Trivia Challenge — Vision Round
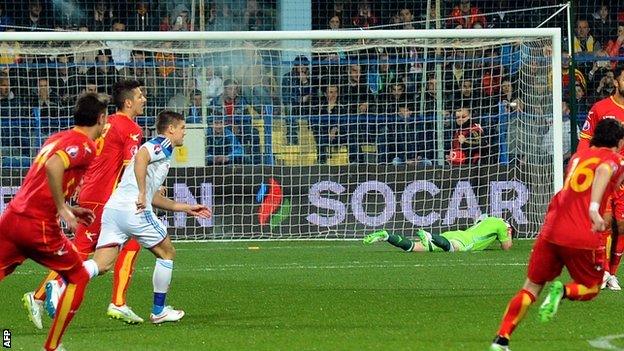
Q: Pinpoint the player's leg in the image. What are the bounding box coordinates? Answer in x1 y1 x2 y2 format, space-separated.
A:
110 238 141 308
491 237 560 350
560 246 603 301
606 219 624 290
363 229 417 251
599 207 614 289
0 212 42 329
132 210 184 323
27 224 90 351
107 238 143 324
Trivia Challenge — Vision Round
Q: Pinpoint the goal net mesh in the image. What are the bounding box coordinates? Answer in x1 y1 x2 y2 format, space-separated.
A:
0 34 556 240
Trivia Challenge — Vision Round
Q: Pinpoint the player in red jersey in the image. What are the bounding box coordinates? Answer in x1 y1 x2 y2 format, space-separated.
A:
0 93 109 351
24 79 147 327
489 118 624 351
577 65 624 290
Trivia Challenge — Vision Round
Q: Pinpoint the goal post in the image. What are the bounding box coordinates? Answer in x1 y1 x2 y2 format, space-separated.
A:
0 28 562 240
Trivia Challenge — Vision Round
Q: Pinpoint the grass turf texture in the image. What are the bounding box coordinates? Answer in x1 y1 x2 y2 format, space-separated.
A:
2 240 624 351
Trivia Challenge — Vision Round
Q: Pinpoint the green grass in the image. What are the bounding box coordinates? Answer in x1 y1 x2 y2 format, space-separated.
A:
2 240 624 351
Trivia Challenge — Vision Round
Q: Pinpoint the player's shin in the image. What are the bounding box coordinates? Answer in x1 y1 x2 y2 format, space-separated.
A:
564 282 599 301
44 266 89 351
610 233 624 274
152 258 173 315
431 234 452 252
112 239 141 307
495 289 536 342
386 233 414 251
33 271 59 301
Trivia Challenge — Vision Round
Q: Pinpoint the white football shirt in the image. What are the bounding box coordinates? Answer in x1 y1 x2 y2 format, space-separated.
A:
105 135 173 211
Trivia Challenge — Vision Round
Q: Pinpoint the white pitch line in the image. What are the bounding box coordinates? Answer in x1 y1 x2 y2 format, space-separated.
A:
8 261 527 275
588 334 624 350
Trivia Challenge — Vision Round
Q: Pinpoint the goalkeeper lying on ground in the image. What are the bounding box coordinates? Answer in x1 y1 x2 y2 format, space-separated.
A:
363 216 513 252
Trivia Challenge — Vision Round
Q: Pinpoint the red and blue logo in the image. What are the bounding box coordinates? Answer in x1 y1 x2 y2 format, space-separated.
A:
256 177 291 229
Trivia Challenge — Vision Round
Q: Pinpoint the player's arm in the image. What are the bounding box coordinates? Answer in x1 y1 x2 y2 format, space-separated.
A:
45 153 78 231
589 163 615 231
134 146 150 212
578 107 597 152
500 240 512 251
151 192 211 218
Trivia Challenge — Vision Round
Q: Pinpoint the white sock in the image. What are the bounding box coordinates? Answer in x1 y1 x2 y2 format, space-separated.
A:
83 259 99 279
153 258 173 294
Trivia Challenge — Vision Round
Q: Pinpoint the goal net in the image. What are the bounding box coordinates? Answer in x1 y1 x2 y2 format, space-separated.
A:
0 29 561 240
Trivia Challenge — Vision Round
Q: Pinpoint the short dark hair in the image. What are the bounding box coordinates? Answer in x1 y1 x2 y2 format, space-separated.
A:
591 118 624 148
614 64 624 81
155 110 185 134
112 79 142 110
74 92 109 126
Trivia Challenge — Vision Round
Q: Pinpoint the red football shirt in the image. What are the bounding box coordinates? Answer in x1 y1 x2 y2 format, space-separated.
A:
9 129 96 222
540 147 624 249
78 112 142 205
578 96 624 151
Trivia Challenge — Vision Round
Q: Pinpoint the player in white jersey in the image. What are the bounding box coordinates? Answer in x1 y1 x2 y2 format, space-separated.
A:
77 110 211 324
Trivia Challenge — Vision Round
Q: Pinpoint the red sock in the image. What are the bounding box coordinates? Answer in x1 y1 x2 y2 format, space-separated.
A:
564 282 599 301
44 266 89 351
111 239 141 307
496 289 536 339
610 234 624 275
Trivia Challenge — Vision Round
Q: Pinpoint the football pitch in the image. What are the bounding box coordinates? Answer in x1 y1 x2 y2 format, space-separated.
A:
2 240 624 351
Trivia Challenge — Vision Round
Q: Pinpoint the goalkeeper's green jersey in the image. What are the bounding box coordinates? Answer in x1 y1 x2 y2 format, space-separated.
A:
441 217 511 252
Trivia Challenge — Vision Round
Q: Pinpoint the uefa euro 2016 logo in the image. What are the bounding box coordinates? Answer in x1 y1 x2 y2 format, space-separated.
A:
256 177 291 229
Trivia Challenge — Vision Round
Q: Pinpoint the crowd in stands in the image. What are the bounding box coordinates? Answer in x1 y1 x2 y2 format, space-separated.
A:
0 1 622 168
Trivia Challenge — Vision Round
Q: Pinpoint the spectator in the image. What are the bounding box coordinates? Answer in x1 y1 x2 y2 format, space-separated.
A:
87 0 114 32
154 42 177 101
54 53 79 105
207 2 237 31
594 70 616 103
572 18 601 56
587 49 613 84
21 1 49 31
171 5 192 31
198 66 224 105
381 82 410 114
384 101 419 164
605 23 624 66
206 114 247 165
129 50 155 96
282 55 316 143
0 29 20 65
211 78 261 163
282 55 315 116
87 49 116 95
328 14 341 30
311 82 346 164
592 4 617 46
341 63 370 114
368 53 396 99
31 77 59 119
0 75 26 158
167 75 196 114
500 79 520 113
107 21 132 76
487 0 525 28
129 2 156 31
451 79 482 116
80 77 98 94
0 4 15 31
187 89 203 123
398 8 415 30
72 26 97 76
540 101 578 166
447 106 484 165
351 2 378 29
233 42 274 109
447 0 486 29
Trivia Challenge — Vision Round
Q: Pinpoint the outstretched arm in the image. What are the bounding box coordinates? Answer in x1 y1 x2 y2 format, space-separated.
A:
151 192 212 218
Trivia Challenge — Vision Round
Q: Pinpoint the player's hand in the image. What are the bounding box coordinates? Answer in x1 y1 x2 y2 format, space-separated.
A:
71 206 95 226
59 205 78 232
590 211 606 232
136 192 147 213
185 204 212 219
158 186 167 197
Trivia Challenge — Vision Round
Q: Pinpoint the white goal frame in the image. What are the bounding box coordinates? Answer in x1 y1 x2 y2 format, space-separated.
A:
0 28 564 193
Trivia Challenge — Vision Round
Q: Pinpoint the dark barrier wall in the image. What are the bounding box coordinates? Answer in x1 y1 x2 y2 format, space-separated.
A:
1 164 550 240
